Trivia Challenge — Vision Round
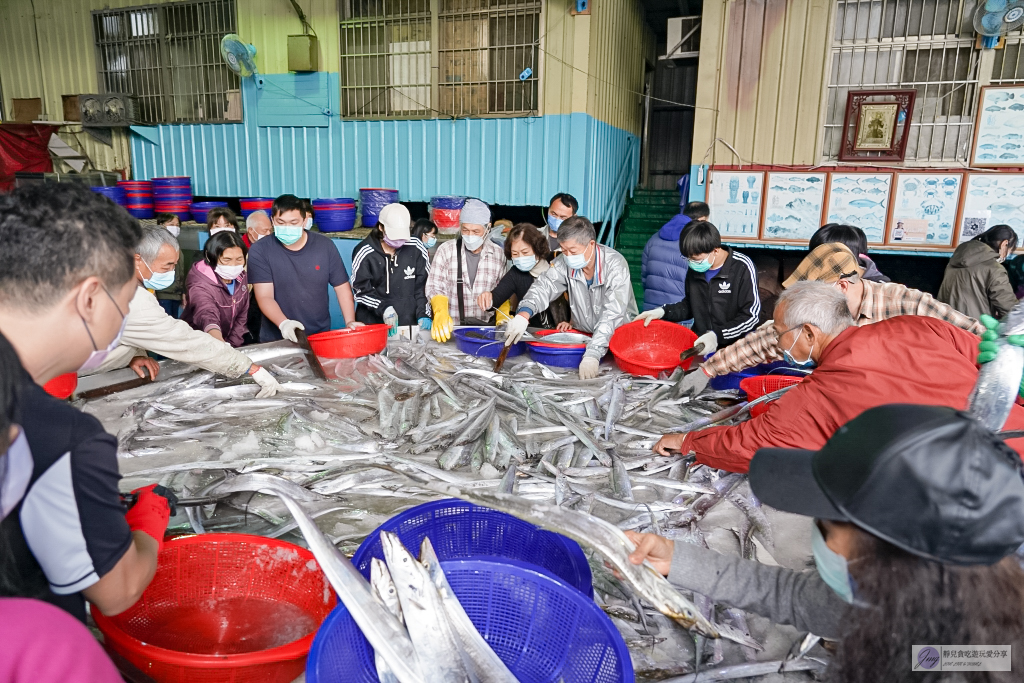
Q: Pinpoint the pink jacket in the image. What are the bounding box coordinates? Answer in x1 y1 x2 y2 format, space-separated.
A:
182 261 250 347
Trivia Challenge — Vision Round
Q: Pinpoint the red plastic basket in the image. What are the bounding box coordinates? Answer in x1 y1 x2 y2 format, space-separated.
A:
740 376 804 417
525 328 590 349
307 324 389 358
93 534 335 683
42 372 77 399
608 320 699 377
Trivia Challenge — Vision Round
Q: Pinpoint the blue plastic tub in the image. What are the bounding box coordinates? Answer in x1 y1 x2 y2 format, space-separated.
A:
351 498 592 597
430 195 466 210
306 558 631 683
453 327 525 359
527 344 588 369
91 186 127 205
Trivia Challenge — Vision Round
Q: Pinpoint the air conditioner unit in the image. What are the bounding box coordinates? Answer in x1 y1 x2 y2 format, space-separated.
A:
79 93 137 127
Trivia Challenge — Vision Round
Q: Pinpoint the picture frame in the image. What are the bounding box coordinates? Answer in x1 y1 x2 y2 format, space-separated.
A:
970 85 1024 167
706 170 764 239
886 173 961 247
762 173 827 242
824 173 893 245
958 173 1024 243
838 90 916 162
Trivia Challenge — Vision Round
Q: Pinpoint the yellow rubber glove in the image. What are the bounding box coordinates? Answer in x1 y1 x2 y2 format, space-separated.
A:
430 295 453 343
496 299 512 324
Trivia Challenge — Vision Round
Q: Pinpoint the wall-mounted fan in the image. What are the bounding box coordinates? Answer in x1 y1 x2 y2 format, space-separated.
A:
974 0 1024 49
221 34 264 89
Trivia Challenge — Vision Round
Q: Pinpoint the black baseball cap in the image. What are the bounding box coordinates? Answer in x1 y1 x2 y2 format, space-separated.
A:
750 404 1024 566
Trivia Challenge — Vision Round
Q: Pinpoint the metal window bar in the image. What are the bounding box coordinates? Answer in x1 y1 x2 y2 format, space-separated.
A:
92 0 239 125
824 0 982 163
991 25 1024 85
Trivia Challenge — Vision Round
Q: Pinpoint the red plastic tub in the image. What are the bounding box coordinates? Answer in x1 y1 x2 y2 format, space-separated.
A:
608 320 698 377
43 372 77 399
93 534 336 683
307 324 389 358
740 375 804 417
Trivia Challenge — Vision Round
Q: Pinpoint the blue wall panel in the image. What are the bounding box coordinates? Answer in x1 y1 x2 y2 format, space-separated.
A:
130 77 639 223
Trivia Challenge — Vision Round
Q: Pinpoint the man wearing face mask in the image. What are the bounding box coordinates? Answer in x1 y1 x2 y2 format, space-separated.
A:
425 198 508 342
241 210 273 343
248 194 362 343
629 404 1024 680
651 280 1024 472
543 193 578 254
80 226 281 398
505 216 638 380
0 184 173 622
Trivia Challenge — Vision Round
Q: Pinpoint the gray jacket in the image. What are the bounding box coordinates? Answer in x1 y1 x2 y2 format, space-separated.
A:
667 540 848 640
519 245 638 360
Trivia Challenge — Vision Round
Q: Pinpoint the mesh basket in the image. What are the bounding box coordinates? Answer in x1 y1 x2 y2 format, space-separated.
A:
608 320 699 376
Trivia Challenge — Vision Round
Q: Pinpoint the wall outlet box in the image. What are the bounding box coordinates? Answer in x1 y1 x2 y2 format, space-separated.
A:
288 35 319 72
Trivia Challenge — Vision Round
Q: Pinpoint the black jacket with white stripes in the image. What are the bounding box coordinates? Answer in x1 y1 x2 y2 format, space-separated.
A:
662 247 761 348
351 232 430 326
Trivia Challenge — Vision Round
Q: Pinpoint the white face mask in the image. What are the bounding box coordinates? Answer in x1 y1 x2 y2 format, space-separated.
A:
462 233 484 251
304 217 313 230
165 225 181 238
209 226 235 236
78 287 128 373
215 264 244 281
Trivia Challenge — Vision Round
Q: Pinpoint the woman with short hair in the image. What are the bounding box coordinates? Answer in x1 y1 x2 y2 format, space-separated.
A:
182 230 250 347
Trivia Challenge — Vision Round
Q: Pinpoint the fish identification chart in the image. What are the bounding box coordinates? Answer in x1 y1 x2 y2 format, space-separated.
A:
707 171 764 238
971 85 1024 167
960 173 1024 242
763 173 827 241
887 173 960 246
825 173 893 244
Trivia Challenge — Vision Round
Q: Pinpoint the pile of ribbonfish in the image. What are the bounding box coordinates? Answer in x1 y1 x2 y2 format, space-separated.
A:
79 316 1023 682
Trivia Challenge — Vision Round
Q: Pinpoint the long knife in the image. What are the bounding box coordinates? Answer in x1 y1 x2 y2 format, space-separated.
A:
294 328 329 381
76 369 154 400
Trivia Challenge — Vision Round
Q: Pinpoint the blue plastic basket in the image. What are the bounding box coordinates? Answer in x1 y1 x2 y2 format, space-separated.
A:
351 499 592 597
306 558 631 683
527 344 588 369
430 195 466 210
452 327 526 359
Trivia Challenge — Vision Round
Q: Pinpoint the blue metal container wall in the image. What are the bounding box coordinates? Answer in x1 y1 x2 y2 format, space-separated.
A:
130 78 638 222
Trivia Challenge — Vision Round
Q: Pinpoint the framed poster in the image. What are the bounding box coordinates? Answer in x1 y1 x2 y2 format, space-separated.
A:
838 90 915 162
887 173 961 246
970 85 1024 167
763 173 827 241
707 171 764 238
825 173 893 244
959 173 1024 242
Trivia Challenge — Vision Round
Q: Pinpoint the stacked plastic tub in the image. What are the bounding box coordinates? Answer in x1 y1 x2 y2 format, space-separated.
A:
189 201 228 225
358 188 398 227
240 197 273 218
152 177 193 222
91 185 127 207
117 181 154 218
312 198 356 233
430 195 464 234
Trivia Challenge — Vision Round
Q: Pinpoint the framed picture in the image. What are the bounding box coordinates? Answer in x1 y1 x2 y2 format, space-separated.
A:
763 173 827 242
970 85 1024 167
706 170 764 239
825 173 893 244
959 173 1024 243
887 173 961 247
838 90 916 162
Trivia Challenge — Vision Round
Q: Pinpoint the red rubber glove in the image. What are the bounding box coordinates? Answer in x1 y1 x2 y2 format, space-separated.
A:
124 484 170 550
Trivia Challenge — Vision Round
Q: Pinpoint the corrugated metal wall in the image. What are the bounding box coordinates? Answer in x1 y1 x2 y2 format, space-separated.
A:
691 0 834 167
587 0 653 135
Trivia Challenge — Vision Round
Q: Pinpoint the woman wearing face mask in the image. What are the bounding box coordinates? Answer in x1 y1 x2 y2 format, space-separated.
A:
938 224 1019 320
635 220 760 353
627 404 1024 682
412 218 438 258
182 231 250 347
351 203 431 337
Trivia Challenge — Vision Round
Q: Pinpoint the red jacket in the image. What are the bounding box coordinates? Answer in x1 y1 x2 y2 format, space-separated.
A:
181 261 250 348
684 316 1024 472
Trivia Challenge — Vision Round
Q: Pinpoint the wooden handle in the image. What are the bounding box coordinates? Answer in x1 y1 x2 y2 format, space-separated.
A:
76 373 153 400
680 341 706 363
492 345 512 373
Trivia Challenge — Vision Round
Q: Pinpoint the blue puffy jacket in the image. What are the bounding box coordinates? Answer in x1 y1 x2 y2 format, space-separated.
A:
641 214 691 311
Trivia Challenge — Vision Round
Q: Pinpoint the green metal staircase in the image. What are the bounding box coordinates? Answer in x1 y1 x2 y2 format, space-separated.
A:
614 189 680 307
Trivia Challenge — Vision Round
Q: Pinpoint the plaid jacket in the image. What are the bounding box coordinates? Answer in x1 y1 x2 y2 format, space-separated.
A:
425 238 507 324
703 279 986 377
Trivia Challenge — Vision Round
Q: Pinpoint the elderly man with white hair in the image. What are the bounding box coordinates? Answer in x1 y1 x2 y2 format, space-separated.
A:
652 280 1024 473
242 209 274 247
80 225 280 397
425 198 508 342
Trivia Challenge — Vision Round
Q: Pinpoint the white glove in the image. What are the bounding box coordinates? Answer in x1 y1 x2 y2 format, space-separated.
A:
634 307 665 327
578 356 600 380
251 367 280 398
279 319 305 343
678 367 711 397
694 331 718 356
504 314 530 346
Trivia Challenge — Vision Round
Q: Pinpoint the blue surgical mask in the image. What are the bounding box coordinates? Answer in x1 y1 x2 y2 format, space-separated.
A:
462 233 484 251
782 330 816 368
812 523 855 604
564 243 593 270
425 236 437 248
688 251 715 274
275 225 304 246
513 255 537 272
140 257 176 291
547 214 564 233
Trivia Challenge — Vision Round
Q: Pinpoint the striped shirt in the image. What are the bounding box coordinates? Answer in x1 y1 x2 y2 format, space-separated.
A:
702 279 986 378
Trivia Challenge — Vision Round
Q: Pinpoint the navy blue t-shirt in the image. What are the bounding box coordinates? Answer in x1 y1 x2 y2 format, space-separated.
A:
247 231 350 341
